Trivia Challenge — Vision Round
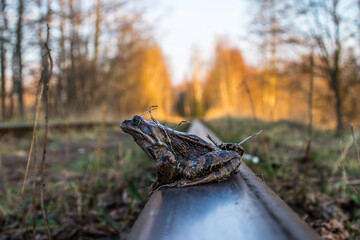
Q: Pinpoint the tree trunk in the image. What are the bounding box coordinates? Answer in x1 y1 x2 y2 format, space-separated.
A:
311 0 344 133
12 0 24 120
38 0 52 109
92 0 101 103
9 89 13 118
332 0 343 133
305 51 314 162
56 0 66 112
0 0 7 120
333 73 344 132
67 0 77 108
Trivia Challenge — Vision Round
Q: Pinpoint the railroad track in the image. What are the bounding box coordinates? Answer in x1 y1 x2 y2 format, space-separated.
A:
0 121 119 137
128 120 319 240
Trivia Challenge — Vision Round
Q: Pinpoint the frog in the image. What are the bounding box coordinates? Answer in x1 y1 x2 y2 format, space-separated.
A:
120 114 244 195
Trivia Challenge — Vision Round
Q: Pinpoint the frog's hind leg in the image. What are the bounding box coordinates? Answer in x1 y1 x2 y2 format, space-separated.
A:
152 158 241 194
218 143 244 156
151 155 242 194
180 157 241 188
184 150 240 178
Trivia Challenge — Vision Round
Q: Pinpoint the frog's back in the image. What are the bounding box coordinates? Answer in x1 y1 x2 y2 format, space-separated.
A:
166 130 218 161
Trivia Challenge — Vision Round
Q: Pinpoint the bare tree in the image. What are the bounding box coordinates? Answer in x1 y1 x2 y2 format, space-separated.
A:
38 0 52 107
296 0 358 132
250 0 291 120
56 0 66 111
0 0 8 120
12 0 24 119
66 0 77 108
91 0 101 102
305 50 314 161
204 39 246 116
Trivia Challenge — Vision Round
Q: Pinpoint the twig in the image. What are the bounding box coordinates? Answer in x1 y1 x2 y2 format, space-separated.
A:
146 105 160 124
340 161 360 198
143 105 172 147
240 130 262 145
241 78 258 122
207 134 219 146
173 120 191 132
350 124 360 169
39 23 53 240
331 139 352 182
32 79 43 240
141 105 158 119
331 138 360 198
20 68 45 240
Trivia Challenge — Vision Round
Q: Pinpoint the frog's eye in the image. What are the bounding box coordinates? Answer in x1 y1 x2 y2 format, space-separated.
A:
131 115 142 126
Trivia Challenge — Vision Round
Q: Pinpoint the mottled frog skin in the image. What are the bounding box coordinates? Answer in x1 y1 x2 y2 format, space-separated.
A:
120 115 244 194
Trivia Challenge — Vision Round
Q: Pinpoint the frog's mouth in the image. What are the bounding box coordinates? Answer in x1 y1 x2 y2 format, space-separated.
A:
120 120 144 137
119 120 131 132
120 119 168 151
120 119 158 146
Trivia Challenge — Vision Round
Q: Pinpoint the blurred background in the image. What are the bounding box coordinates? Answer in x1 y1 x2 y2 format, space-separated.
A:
1 0 360 239
1 0 359 129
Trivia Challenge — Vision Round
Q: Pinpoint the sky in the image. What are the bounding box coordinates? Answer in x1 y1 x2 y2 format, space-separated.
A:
145 0 255 85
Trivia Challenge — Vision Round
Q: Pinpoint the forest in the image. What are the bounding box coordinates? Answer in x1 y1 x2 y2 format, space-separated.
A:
1 0 360 239
0 0 359 129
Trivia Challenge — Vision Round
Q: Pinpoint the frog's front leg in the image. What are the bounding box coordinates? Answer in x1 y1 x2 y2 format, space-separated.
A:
148 148 177 195
149 177 160 192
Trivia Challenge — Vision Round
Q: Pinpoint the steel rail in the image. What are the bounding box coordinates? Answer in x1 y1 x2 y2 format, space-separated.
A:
128 120 319 240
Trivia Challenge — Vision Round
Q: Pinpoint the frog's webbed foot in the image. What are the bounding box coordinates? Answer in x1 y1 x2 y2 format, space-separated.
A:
148 183 164 196
157 181 187 190
148 180 188 195
148 177 161 194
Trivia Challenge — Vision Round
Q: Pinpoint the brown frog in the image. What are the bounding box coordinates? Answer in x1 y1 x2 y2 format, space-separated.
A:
120 115 244 195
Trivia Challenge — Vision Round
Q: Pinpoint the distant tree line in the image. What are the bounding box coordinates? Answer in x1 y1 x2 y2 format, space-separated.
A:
0 0 172 120
0 0 359 131
176 0 360 131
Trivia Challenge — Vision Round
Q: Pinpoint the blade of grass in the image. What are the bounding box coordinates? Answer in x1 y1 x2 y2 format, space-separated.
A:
126 180 144 204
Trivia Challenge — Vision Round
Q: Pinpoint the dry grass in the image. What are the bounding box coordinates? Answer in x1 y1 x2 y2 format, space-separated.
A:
206 117 360 239
0 126 156 239
1 116 359 239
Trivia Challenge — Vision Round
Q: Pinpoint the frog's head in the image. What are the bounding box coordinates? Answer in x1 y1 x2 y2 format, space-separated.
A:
120 115 167 157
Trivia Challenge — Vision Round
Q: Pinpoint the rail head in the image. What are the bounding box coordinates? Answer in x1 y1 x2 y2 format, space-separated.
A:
128 120 319 240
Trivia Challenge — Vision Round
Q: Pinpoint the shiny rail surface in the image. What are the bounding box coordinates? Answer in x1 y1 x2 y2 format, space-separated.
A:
128 120 319 240
0 121 118 137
